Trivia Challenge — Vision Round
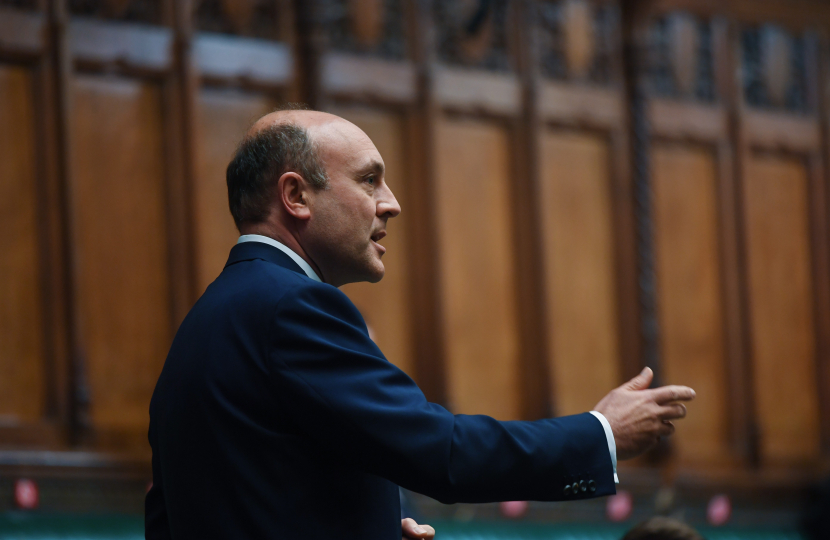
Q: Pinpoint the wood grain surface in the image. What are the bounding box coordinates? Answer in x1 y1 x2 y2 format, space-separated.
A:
434 117 520 420
0 66 45 425
539 130 620 416
653 142 730 466
70 76 171 435
744 153 820 463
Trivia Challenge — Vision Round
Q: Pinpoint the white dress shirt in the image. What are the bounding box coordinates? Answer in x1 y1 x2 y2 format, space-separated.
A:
237 234 619 483
238 234 321 282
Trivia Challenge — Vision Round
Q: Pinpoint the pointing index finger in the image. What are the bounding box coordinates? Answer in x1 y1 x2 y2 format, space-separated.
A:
650 385 696 404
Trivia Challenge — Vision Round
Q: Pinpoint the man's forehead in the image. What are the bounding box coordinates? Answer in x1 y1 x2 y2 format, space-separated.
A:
311 118 383 173
250 109 383 173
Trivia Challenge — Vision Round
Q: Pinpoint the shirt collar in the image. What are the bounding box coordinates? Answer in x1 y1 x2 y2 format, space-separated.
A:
236 234 322 283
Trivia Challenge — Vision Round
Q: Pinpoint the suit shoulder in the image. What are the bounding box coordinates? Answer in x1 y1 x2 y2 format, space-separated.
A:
275 277 362 318
199 260 319 314
270 279 371 341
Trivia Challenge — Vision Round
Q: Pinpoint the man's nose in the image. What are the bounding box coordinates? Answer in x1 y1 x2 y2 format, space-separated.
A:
378 186 401 218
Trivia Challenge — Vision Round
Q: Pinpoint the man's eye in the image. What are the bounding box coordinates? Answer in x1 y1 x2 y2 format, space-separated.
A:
365 176 375 185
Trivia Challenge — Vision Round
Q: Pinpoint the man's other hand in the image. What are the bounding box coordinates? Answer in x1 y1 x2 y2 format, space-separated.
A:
594 367 695 461
402 518 435 540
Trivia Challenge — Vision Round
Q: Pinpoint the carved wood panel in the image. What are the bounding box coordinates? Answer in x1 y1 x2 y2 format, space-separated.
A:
320 0 406 59
436 0 512 71
70 76 171 445
68 0 162 24
644 12 716 101
744 153 820 463
0 0 37 10
0 66 46 425
540 129 620 416
742 25 810 113
194 0 283 40
538 0 619 85
435 118 520 420
652 142 730 466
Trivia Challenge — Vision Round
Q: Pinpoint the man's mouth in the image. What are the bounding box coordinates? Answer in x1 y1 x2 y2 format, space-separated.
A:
370 231 387 254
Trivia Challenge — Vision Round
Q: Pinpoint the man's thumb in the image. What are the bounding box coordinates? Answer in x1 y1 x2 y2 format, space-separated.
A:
624 367 653 390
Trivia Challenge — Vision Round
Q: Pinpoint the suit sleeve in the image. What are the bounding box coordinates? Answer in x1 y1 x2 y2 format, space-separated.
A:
269 283 616 504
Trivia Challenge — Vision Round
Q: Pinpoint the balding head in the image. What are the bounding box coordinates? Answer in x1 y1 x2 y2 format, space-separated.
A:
246 109 345 139
226 107 332 229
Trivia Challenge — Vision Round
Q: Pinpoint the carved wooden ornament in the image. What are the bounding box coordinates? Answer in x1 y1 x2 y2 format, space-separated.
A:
456 0 494 64
562 0 594 80
349 0 385 48
221 0 256 35
760 24 791 107
101 0 132 18
668 13 698 97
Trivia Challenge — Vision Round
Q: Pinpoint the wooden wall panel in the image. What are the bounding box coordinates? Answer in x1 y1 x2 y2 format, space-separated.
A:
744 153 820 463
434 118 520 420
70 76 171 435
652 143 730 465
335 107 414 378
194 90 274 293
539 130 620 416
0 66 45 424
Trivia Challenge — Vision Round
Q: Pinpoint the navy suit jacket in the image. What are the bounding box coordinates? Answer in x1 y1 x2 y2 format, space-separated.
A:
146 241 615 539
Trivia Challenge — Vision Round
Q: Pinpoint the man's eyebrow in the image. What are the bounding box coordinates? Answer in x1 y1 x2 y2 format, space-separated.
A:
357 160 385 176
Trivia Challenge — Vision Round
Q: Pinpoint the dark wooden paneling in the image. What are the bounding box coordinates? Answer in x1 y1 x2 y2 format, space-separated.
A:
652 142 730 466
195 34 292 88
336 107 415 379
0 65 46 425
0 8 44 57
744 153 820 464
539 129 620 416
69 76 171 443
434 117 520 420
193 88 274 293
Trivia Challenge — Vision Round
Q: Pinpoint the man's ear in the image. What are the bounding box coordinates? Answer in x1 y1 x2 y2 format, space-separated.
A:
278 172 311 220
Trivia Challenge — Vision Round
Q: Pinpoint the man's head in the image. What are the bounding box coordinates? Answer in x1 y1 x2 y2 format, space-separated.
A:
226 107 401 288
622 518 705 540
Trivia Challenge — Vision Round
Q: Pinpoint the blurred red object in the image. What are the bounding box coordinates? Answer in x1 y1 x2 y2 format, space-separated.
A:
707 494 731 526
499 500 528 518
14 478 39 510
606 490 633 522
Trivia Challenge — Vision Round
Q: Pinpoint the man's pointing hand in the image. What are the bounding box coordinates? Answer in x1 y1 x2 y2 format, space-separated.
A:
593 367 695 461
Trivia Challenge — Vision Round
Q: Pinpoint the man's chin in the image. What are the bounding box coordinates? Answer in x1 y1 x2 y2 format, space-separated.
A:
334 262 385 287
364 263 385 284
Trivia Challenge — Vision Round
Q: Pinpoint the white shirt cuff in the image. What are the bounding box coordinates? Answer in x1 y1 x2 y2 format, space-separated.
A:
589 411 619 484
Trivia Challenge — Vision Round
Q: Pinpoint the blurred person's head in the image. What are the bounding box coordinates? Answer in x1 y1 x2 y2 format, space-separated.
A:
622 517 705 540
226 105 401 288
801 475 830 540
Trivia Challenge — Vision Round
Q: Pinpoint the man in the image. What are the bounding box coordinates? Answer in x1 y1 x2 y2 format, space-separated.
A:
146 108 694 539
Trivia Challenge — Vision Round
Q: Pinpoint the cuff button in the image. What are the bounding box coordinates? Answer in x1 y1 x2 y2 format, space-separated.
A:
571 482 579 494
563 484 571 496
579 480 587 492
588 480 597 492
